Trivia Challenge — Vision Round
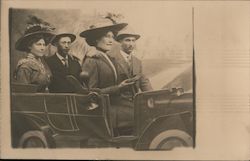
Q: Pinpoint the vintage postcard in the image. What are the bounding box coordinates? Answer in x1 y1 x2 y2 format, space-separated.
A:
1 0 249 160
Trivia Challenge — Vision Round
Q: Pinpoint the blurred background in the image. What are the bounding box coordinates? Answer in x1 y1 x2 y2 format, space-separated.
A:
10 5 193 91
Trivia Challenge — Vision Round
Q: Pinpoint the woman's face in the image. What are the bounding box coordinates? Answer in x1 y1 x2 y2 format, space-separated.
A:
29 38 46 57
96 31 114 52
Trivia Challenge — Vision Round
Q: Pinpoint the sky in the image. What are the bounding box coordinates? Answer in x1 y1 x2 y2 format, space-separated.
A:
77 2 193 60
10 2 194 61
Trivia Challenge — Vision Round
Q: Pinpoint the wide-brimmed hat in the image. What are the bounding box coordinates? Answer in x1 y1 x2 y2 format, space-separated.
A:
15 16 55 52
80 16 127 46
116 26 140 41
51 33 76 46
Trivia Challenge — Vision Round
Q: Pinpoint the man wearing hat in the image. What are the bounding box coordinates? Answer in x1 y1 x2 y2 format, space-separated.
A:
46 33 82 93
114 26 153 99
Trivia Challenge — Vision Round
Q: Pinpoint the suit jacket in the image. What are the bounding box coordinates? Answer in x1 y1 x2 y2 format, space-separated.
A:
114 50 153 94
46 53 82 93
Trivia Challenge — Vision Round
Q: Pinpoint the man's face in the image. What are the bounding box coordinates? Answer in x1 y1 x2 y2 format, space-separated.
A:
57 37 72 56
119 36 136 55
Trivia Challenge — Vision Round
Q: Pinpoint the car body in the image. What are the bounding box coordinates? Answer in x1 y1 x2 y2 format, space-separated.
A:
11 83 194 150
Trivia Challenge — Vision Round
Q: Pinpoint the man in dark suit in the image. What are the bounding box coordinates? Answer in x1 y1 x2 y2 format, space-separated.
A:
46 33 82 93
114 26 153 100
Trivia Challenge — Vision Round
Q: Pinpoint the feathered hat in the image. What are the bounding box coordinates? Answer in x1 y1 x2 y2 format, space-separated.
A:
15 15 55 52
80 13 127 46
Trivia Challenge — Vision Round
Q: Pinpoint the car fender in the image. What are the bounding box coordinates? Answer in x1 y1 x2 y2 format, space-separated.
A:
134 111 192 149
11 113 56 148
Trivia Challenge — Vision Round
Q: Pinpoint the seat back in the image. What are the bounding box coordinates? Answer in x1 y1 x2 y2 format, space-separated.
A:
11 83 38 93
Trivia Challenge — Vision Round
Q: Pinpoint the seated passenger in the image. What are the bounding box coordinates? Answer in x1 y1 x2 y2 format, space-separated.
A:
115 26 153 97
14 16 55 92
80 16 135 131
46 32 82 93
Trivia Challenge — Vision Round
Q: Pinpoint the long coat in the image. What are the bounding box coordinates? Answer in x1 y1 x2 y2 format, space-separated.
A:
82 50 133 128
45 53 82 93
83 53 113 89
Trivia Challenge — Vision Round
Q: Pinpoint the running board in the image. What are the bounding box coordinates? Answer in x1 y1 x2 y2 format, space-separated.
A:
111 135 138 142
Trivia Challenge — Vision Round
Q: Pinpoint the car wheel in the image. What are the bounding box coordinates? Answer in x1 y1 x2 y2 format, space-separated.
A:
149 129 193 150
18 130 49 148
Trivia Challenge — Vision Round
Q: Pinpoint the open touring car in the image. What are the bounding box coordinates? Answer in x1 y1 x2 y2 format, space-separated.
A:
11 76 194 150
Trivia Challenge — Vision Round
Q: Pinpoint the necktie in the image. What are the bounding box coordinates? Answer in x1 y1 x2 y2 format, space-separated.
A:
62 58 68 67
127 56 132 74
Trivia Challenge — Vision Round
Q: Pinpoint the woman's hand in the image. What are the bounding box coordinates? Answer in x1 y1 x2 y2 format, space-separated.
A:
118 79 135 89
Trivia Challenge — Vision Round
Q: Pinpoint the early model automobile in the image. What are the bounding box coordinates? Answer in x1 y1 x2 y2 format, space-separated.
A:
11 76 194 150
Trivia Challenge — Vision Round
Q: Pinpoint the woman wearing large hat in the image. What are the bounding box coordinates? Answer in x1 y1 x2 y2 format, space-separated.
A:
14 16 55 92
81 15 135 134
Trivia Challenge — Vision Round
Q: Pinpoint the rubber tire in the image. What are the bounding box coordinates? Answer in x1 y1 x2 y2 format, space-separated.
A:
148 129 193 150
136 115 193 150
18 130 49 148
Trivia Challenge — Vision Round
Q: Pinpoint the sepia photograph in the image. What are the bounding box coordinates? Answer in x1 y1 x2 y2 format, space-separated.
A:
9 6 194 150
1 0 249 160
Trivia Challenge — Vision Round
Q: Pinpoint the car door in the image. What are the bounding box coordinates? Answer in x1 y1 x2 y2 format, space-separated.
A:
44 94 77 132
73 93 113 139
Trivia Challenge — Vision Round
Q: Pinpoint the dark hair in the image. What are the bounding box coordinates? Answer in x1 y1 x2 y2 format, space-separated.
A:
25 34 48 52
85 30 117 46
